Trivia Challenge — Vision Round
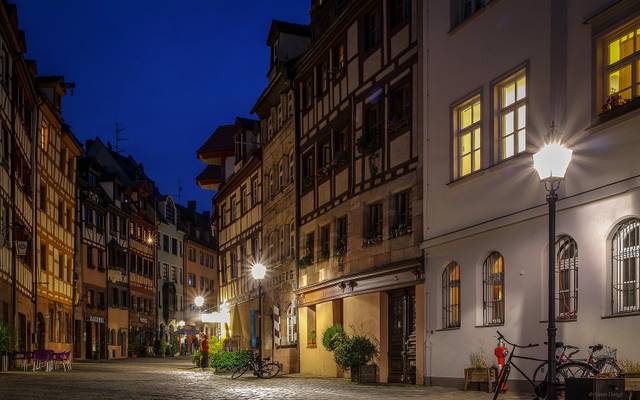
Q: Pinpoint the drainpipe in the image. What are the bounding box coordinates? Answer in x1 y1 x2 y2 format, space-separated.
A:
9 69 17 330
32 97 43 349
291 70 302 372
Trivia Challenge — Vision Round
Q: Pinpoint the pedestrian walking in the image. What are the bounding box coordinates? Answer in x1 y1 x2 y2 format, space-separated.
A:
200 334 209 371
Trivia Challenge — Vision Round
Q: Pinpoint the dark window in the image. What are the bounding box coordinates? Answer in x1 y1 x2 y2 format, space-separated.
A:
39 182 47 211
451 0 487 28
335 216 348 254
304 76 314 110
359 103 384 154
442 262 461 328
482 252 504 325
388 83 412 133
40 244 47 271
57 201 64 225
87 245 94 268
231 252 238 279
363 7 382 52
389 0 411 30
391 191 412 237
95 213 104 232
84 206 93 226
365 203 383 241
171 238 178 255
320 225 330 259
317 58 329 95
302 151 315 192
112 288 119 307
163 234 169 252
305 232 315 262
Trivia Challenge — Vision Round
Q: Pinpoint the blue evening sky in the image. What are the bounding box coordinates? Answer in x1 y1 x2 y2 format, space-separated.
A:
14 0 309 212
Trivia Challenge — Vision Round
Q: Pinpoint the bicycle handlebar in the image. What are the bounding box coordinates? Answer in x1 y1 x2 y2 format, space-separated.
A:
497 331 539 349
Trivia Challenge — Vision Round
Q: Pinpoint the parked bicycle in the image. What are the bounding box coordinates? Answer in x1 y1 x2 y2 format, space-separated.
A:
493 331 596 400
533 342 621 381
230 352 280 379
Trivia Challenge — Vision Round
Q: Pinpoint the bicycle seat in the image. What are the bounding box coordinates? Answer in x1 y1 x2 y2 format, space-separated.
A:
589 344 603 351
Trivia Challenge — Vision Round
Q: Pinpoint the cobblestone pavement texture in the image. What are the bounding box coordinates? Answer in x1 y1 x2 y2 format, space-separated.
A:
0 357 531 400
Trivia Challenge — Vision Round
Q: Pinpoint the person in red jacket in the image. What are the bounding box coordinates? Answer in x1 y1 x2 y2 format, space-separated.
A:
200 334 209 371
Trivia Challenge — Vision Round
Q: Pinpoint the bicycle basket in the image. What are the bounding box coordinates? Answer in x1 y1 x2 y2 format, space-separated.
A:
593 345 617 360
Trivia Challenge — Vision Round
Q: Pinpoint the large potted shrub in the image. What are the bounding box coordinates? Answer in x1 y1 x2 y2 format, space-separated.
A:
333 334 378 383
210 349 252 374
0 323 17 372
322 324 346 352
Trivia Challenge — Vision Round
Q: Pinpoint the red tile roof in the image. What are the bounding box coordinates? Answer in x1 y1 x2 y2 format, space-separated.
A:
196 124 235 159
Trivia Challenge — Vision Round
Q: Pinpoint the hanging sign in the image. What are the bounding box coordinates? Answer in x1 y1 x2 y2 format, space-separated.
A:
16 241 28 256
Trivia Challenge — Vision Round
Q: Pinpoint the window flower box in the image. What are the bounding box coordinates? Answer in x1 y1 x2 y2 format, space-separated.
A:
362 233 382 247
389 223 412 238
298 254 314 269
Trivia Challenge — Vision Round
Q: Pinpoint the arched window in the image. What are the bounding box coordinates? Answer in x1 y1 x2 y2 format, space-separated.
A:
556 235 578 320
612 218 640 314
482 252 504 325
286 303 297 345
442 262 461 328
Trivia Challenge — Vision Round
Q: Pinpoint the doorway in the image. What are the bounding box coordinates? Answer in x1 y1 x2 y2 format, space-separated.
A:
388 287 416 384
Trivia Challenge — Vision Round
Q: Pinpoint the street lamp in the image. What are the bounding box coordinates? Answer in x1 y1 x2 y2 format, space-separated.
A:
533 142 573 400
194 295 205 308
251 262 266 359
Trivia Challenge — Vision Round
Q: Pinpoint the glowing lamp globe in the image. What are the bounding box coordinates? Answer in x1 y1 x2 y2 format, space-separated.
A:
251 263 267 280
194 296 205 308
533 143 573 182
177 320 186 328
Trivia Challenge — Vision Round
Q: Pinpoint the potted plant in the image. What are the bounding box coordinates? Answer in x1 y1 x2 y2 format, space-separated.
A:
463 352 496 392
322 324 346 352
0 323 16 372
333 334 379 383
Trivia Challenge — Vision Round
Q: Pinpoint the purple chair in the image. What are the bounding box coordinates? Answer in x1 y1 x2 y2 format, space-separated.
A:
32 349 53 372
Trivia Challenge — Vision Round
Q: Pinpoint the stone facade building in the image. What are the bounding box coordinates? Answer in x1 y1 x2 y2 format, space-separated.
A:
156 194 185 344
179 201 217 340
252 20 310 374
35 77 81 355
294 0 424 384
0 1 37 353
197 118 263 349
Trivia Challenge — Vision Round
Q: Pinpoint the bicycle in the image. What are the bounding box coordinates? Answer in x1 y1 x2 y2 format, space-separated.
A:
493 331 596 400
230 352 281 379
583 344 621 376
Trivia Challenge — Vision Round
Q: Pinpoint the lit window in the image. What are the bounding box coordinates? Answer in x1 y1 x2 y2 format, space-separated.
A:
497 72 527 160
453 96 481 177
40 120 49 150
442 262 460 329
604 26 640 108
482 252 504 325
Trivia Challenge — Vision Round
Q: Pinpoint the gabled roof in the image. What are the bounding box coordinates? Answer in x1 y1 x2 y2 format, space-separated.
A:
196 124 236 159
196 164 225 186
267 19 311 45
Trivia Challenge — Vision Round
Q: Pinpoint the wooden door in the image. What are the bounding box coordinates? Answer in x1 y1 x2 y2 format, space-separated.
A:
388 287 416 384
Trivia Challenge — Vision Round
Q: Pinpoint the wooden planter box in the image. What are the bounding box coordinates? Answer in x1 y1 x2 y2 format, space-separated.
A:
624 373 640 399
463 367 496 392
351 364 378 384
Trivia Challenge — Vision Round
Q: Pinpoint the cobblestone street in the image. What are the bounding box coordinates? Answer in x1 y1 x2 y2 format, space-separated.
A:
0 357 531 400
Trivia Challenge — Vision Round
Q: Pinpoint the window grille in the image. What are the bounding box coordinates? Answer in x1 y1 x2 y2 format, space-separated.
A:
482 252 504 325
442 262 460 328
612 218 640 314
556 235 578 320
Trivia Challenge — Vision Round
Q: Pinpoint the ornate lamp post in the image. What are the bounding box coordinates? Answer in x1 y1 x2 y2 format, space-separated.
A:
533 143 573 400
251 262 266 359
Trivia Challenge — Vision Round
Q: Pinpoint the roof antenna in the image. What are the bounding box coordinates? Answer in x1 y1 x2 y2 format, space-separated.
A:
177 179 184 203
115 122 127 153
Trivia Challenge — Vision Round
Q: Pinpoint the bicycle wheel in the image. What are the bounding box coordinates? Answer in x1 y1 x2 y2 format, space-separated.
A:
532 361 548 386
231 364 250 379
492 365 510 400
555 361 597 386
258 362 280 379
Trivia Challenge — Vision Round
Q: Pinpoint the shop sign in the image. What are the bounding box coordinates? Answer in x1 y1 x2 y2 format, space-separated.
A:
87 316 105 324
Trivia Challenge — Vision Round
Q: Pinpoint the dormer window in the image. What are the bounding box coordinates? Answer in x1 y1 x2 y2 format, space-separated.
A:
165 198 176 225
